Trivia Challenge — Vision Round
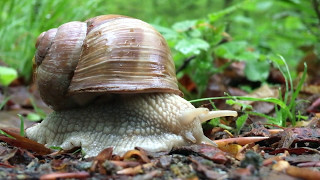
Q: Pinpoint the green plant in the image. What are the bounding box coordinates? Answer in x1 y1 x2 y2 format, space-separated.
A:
0 66 18 86
191 57 308 130
0 66 18 110
18 114 25 136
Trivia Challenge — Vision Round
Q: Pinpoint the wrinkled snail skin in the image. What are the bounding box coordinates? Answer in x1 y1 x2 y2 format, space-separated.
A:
26 15 238 157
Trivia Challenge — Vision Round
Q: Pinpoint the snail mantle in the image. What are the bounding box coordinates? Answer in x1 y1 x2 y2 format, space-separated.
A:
26 15 237 157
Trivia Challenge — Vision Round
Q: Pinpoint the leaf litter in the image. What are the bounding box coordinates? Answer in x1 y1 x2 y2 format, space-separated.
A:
0 63 320 179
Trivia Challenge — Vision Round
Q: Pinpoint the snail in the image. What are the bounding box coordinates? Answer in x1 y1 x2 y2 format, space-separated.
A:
26 15 237 157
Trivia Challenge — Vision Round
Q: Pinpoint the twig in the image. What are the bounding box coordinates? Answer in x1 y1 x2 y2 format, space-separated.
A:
176 55 196 73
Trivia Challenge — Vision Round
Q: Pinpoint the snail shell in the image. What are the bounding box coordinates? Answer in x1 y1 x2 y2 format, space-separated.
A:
35 15 182 110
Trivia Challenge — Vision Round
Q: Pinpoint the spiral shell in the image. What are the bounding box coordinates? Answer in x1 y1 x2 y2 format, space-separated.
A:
34 15 181 110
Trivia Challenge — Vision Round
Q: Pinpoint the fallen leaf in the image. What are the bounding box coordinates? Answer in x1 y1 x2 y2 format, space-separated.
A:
272 160 290 171
269 147 319 155
171 144 228 164
0 128 51 155
215 136 269 147
90 147 113 174
116 162 154 175
297 161 320 167
219 144 242 156
39 171 90 180
263 151 289 166
286 164 320 180
109 160 140 168
190 157 227 180
122 149 150 163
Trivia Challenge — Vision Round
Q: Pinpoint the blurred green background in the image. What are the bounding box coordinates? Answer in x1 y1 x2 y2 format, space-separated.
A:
0 0 319 97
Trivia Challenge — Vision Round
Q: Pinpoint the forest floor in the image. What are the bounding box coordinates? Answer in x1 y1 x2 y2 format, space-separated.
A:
0 62 320 180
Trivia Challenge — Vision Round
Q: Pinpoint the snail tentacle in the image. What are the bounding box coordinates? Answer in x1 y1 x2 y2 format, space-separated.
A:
199 110 238 123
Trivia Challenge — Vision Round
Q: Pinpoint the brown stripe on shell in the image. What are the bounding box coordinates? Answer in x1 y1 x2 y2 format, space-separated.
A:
36 21 88 110
35 28 57 66
69 16 181 96
86 15 130 34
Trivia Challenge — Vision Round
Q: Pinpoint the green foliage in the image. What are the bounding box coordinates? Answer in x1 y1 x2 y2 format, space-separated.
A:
0 96 10 110
2 0 317 86
0 66 18 86
236 114 248 134
0 0 224 80
18 114 25 137
155 0 318 98
26 113 42 122
29 97 47 120
192 57 308 129
0 1 318 130
0 129 14 139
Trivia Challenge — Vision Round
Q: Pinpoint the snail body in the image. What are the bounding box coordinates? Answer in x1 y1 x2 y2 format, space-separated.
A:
26 15 237 157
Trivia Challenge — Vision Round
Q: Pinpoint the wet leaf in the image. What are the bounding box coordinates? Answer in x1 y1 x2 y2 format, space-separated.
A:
0 66 18 86
0 128 51 155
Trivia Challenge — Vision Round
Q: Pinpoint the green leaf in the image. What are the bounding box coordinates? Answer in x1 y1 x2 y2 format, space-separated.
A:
50 146 63 150
0 66 18 86
236 114 248 134
152 24 178 40
208 0 250 22
214 41 248 59
226 99 253 111
244 60 270 82
172 20 197 32
0 96 10 110
175 38 209 55
26 112 42 122
18 114 25 137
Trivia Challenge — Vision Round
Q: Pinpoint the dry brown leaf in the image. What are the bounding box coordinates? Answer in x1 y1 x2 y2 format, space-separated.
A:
39 171 90 180
272 160 320 180
117 165 143 175
219 144 242 156
109 160 140 168
90 147 113 174
0 128 51 155
122 149 150 163
286 165 320 180
272 160 290 171
268 129 284 135
116 162 155 175
215 136 269 147
263 151 289 166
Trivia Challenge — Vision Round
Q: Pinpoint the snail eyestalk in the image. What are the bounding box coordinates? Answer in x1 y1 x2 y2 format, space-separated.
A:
199 110 238 123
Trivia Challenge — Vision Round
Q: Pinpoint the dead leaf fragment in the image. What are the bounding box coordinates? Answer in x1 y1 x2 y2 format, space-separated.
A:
90 147 113 174
0 128 51 155
171 144 228 164
286 165 320 180
215 136 269 147
116 162 154 175
39 171 90 180
123 149 150 163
